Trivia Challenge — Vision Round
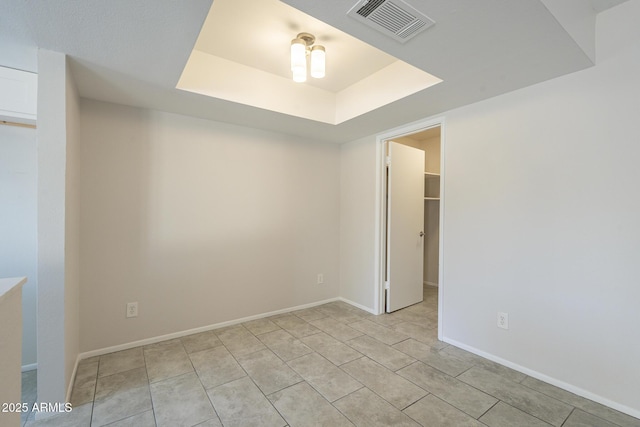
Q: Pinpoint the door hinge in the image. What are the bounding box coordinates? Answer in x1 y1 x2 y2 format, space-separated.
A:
384 281 390 290
385 156 391 166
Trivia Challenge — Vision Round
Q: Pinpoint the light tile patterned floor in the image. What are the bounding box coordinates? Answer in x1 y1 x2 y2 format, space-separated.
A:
21 369 38 426
22 286 640 427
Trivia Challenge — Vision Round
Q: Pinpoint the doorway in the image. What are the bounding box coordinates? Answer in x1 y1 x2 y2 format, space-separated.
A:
375 118 444 340
0 122 39 420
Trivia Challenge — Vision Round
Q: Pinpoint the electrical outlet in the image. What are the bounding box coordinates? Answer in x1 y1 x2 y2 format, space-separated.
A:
317 273 324 285
497 312 508 330
126 302 138 318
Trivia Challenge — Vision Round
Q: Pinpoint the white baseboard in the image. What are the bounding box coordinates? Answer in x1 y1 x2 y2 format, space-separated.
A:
337 297 377 314
442 337 640 420
68 297 375 409
21 363 37 372
77 297 340 361
66 355 80 403
66 297 341 406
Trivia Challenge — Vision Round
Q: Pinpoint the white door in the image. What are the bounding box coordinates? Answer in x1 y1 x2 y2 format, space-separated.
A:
386 141 425 312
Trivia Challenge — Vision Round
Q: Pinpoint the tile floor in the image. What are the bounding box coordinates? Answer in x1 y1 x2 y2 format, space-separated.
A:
20 369 38 426
21 286 640 427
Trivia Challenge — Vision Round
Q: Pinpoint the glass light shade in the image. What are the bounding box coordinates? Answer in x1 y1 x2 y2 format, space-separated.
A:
292 65 306 82
310 45 325 79
291 38 306 71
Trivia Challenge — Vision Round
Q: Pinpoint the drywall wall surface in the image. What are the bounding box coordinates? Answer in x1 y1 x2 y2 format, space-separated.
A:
35 50 81 407
0 35 37 74
79 100 340 351
0 125 38 367
422 136 441 175
392 136 422 151
442 0 640 415
64 62 81 393
0 278 25 427
36 49 68 405
339 136 378 310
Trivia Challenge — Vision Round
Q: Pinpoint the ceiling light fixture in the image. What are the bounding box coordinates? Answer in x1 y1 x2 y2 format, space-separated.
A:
290 32 325 83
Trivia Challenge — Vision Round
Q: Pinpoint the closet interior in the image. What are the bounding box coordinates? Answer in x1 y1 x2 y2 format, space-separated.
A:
393 126 441 288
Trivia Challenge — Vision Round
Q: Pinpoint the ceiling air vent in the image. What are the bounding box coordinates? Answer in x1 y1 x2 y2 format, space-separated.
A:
347 0 434 43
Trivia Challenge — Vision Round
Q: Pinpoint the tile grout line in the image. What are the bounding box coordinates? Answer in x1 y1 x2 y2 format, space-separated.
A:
560 407 578 427
453 365 576 426
141 344 158 427
516 377 630 427
180 337 223 427
89 357 99 426
63 298 639 427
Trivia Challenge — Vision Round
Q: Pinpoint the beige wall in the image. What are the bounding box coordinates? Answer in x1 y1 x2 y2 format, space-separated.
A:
321 1 640 417
339 137 378 310
0 278 25 427
441 1 640 415
392 136 422 151
79 100 341 352
340 8 640 409
422 136 441 175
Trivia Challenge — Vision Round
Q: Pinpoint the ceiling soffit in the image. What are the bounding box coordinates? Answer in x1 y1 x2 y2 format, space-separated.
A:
176 0 442 124
0 0 608 142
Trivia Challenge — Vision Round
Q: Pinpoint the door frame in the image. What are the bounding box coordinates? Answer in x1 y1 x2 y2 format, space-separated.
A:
374 116 446 340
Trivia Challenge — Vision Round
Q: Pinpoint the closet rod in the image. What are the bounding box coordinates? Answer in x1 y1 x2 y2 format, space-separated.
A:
0 120 36 129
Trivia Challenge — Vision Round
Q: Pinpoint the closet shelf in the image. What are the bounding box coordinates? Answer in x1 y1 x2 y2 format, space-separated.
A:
424 172 440 179
424 197 440 201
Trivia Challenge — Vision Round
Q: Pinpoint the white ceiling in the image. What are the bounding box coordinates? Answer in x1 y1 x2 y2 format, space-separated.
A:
178 0 442 124
194 0 398 92
590 0 629 12
0 0 629 143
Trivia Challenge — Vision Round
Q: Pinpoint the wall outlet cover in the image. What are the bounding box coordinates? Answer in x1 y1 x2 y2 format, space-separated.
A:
126 302 138 318
497 312 508 330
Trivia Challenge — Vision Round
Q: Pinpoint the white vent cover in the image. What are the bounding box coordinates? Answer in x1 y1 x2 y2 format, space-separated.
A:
347 0 434 43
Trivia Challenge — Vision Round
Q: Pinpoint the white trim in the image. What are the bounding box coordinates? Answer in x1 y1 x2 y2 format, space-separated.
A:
21 363 37 372
338 297 378 315
0 66 38 125
76 298 340 361
373 134 385 315
67 297 371 407
375 116 446 334
65 355 80 403
437 120 446 341
442 337 640 420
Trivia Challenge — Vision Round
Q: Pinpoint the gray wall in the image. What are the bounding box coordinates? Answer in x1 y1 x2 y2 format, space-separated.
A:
339 1 640 417
36 49 81 404
0 124 38 367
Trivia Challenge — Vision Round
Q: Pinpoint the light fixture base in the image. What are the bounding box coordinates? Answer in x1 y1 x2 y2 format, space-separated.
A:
296 32 315 46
